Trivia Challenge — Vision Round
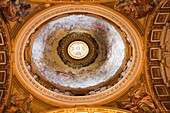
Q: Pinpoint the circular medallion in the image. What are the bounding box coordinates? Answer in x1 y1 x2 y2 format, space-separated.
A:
68 41 89 59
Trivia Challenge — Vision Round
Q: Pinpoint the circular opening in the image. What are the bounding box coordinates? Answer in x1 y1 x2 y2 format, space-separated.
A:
68 41 89 59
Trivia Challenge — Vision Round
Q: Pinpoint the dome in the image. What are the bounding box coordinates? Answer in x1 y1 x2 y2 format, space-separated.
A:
31 15 125 89
14 5 143 105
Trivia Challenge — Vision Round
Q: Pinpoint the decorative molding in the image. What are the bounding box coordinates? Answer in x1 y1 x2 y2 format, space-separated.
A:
149 48 161 61
154 13 169 24
0 70 6 84
44 107 131 113
145 0 170 112
161 101 170 111
161 1 170 9
150 66 162 79
0 33 5 46
150 29 162 42
29 0 115 3
0 18 12 113
154 85 169 97
0 51 6 65
0 90 3 101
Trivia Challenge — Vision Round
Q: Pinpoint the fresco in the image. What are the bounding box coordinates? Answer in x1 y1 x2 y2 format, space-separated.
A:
114 0 161 19
0 0 34 22
7 92 33 113
118 83 159 113
31 15 125 88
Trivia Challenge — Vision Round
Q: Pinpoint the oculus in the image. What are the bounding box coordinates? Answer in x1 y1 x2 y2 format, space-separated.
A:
68 41 89 60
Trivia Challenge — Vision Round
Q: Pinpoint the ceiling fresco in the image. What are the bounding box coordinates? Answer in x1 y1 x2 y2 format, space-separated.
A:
31 15 125 88
0 0 34 22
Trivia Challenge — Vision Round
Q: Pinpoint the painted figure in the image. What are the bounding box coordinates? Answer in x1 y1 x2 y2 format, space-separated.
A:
114 0 161 19
0 0 34 22
7 93 33 113
123 84 158 113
